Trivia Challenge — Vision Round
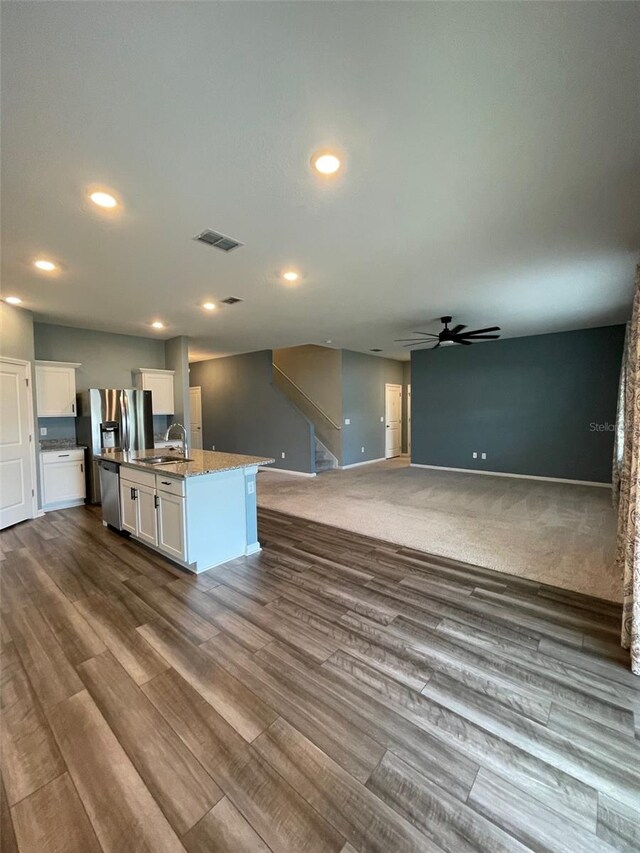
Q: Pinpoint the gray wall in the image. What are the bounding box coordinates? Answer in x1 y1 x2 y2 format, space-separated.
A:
273 345 343 425
189 350 315 474
273 345 343 461
34 322 169 441
342 351 404 466
165 336 191 436
0 303 35 363
411 325 625 483
402 360 411 454
34 322 166 391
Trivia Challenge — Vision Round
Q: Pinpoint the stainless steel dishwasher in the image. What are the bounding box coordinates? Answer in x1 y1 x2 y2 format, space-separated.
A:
97 459 122 529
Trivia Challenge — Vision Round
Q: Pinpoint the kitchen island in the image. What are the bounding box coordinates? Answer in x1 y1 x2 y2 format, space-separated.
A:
96 448 274 573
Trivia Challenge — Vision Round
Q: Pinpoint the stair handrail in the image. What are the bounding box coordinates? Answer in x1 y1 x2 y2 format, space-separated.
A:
272 363 341 430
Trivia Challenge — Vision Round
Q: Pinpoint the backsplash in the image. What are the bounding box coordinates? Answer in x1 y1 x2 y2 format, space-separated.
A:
38 414 170 444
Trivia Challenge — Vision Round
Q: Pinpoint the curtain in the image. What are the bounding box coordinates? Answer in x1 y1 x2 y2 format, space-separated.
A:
615 262 640 674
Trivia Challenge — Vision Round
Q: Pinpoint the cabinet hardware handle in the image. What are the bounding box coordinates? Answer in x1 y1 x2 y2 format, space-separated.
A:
154 495 159 509
161 481 171 485
59 453 70 457
71 403 75 413
81 464 83 472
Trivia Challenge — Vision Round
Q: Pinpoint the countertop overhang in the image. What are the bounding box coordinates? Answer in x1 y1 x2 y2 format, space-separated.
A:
95 448 274 479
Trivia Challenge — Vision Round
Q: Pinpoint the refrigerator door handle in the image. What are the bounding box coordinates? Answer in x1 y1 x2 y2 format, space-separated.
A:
121 390 130 451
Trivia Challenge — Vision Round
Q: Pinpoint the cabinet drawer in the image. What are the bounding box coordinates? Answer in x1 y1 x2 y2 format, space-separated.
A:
119 466 156 489
156 475 185 497
42 449 84 465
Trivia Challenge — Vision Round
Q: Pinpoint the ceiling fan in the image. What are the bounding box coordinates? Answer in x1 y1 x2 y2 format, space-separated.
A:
395 316 501 349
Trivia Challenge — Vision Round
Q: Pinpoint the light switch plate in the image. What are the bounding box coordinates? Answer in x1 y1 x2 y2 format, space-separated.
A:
344 418 350 425
380 416 384 422
481 452 487 460
40 427 47 436
472 451 478 459
281 452 286 459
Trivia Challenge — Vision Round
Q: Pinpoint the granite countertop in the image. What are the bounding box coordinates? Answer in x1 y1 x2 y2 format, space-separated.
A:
40 440 87 451
95 448 274 479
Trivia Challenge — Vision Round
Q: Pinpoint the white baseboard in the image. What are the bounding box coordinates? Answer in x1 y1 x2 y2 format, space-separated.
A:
340 457 387 470
258 466 316 478
42 498 87 512
245 542 262 555
409 462 611 488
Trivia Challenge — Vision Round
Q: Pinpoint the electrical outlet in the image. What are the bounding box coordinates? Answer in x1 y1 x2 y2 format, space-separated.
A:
472 451 478 459
281 451 286 459
361 446 365 453
211 445 215 450
481 452 487 460
247 480 255 494
40 427 47 436
344 418 350 425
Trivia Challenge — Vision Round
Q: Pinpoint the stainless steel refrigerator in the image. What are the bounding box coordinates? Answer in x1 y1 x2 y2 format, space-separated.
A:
77 388 154 503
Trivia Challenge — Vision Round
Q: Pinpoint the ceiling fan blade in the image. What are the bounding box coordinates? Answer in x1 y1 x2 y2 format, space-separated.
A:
450 324 467 336
459 340 472 346
402 341 436 348
458 326 501 337
394 337 438 342
409 332 439 337
456 334 500 340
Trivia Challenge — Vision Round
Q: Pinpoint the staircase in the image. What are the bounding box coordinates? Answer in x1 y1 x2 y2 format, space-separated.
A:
315 437 338 473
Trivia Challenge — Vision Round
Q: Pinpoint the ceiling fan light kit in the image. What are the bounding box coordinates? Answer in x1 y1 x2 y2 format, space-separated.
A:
396 316 501 349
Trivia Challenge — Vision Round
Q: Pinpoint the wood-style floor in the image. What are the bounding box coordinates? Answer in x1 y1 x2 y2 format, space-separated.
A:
1 506 639 853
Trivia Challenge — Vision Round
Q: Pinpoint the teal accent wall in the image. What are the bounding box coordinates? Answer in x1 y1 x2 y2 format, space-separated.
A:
410 325 625 483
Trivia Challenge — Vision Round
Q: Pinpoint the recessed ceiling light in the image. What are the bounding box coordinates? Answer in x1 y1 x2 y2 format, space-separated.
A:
90 191 118 208
151 321 165 329
202 302 216 311
4 296 22 305
34 259 56 271
313 153 341 175
283 271 299 282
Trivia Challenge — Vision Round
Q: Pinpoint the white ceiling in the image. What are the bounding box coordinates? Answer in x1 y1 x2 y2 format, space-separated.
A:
2 2 639 361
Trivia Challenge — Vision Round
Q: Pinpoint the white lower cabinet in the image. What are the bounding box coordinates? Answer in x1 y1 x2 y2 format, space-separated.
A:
119 470 186 562
41 449 86 511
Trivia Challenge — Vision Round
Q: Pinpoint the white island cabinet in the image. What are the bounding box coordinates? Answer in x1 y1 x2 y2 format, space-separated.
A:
110 449 273 573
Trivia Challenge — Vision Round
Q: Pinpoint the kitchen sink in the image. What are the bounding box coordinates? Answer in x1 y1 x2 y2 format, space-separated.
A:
143 455 194 464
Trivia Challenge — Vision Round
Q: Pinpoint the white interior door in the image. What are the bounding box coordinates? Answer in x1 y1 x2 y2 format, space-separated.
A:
189 386 203 451
385 383 402 459
0 359 35 529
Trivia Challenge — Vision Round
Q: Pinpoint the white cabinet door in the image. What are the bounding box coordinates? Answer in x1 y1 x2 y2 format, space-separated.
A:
144 373 174 415
120 479 138 535
42 461 84 506
0 360 34 529
136 483 158 545
157 491 186 561
36 365 77 417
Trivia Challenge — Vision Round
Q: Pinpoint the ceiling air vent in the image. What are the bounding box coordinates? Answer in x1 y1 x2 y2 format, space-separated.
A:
193 229 243 252
370 348 383 352
221 296 243 305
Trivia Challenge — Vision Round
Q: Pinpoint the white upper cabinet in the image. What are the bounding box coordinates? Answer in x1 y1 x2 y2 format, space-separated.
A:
35 361 81 417
133 368 175 415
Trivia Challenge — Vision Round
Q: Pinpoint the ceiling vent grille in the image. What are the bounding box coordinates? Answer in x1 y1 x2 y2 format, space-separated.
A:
221 296 243 305
193 229 243 252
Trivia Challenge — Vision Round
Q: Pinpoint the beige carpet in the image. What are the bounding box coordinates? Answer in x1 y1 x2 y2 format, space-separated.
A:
257 458 620 602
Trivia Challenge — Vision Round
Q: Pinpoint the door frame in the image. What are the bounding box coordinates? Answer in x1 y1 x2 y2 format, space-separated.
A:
384 382 403 459
407 383 412 456
0 357 39 523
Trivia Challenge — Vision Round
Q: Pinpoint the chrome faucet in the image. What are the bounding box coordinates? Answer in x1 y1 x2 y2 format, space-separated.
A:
164 422 188 456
